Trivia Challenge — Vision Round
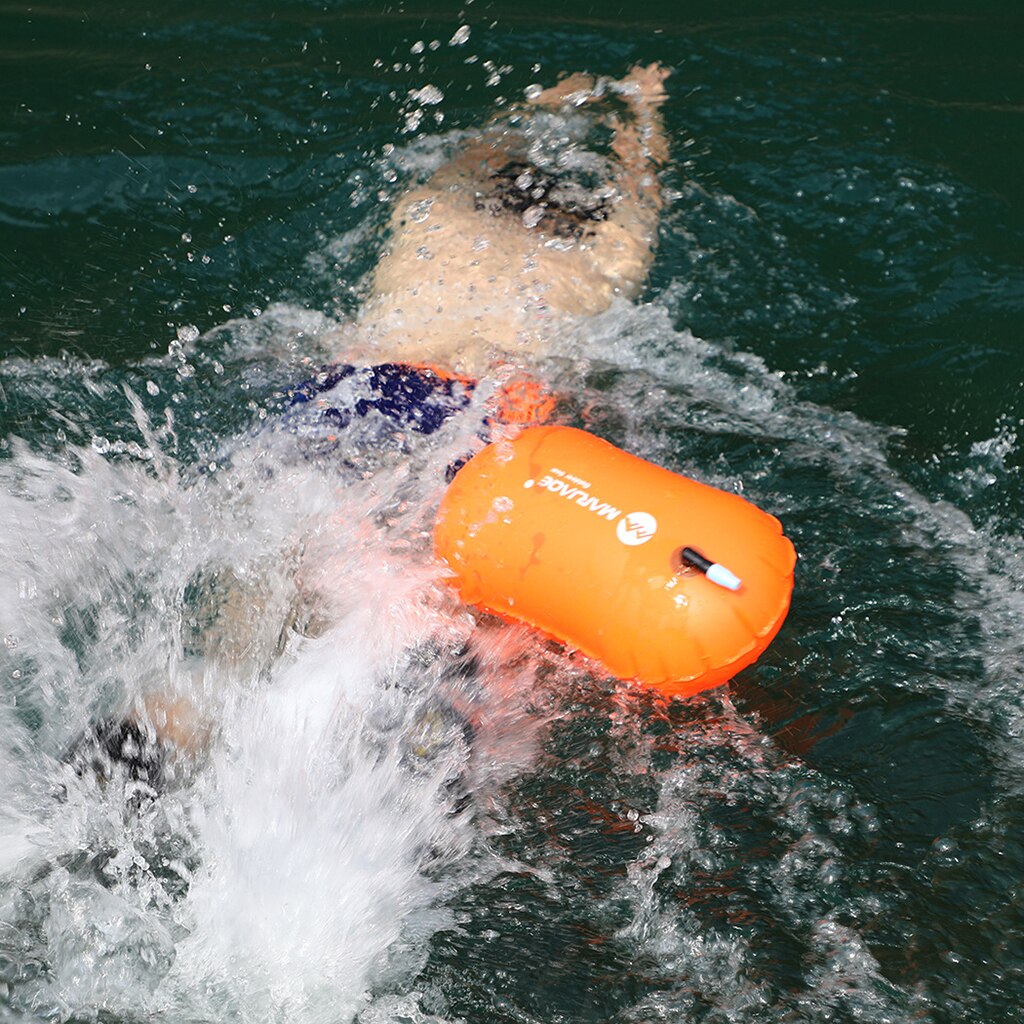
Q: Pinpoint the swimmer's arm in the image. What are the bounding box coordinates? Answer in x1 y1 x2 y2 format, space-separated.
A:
584 65 672 297
527 63 669 179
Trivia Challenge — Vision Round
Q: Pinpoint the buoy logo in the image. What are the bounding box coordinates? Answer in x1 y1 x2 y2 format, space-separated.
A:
616 511 658 546
532 473 622 522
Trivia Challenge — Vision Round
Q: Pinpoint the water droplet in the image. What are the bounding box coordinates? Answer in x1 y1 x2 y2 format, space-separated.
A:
820 860 842 886
409 197 434 223
522 206 545 229
409 84 444 106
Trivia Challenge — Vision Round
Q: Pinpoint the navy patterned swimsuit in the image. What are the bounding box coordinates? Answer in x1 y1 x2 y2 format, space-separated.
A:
287 363 474 434
274 363 480 476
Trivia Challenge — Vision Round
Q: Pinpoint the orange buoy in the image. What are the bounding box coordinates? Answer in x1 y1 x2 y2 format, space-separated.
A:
434 426 796 699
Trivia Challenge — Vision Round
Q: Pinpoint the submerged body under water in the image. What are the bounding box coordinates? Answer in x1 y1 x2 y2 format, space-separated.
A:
3 4 1024 1023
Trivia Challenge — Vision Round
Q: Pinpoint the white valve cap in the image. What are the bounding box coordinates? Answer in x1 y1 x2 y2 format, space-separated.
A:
706 562 742 591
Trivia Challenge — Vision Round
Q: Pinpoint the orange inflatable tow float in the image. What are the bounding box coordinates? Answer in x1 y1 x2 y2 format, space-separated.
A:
434 426 796 699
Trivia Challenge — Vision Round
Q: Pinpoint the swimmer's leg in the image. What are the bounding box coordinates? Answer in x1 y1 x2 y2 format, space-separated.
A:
66 558 321 786
62 714 169 794
62 692 211 796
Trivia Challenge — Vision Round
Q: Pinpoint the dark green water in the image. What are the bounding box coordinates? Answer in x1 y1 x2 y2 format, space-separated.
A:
2 3 1023 1023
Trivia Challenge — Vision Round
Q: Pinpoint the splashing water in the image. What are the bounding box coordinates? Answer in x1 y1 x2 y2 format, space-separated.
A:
4 275 1024 1021
0 329 494 1022
2 46 1023 1020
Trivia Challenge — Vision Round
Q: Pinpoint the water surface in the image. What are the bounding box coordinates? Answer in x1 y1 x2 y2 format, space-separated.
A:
2 3 1023 1023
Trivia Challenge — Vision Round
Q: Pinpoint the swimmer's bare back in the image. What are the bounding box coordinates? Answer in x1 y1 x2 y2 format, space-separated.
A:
355 63 671 375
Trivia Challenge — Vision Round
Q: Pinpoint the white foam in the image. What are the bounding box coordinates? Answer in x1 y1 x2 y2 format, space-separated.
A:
0 358 486 1021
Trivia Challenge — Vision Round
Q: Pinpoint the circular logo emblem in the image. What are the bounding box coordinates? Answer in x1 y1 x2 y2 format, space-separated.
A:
616 511 658 546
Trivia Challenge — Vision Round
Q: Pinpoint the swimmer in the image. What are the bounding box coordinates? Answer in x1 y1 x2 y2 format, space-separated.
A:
67 63 671 787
